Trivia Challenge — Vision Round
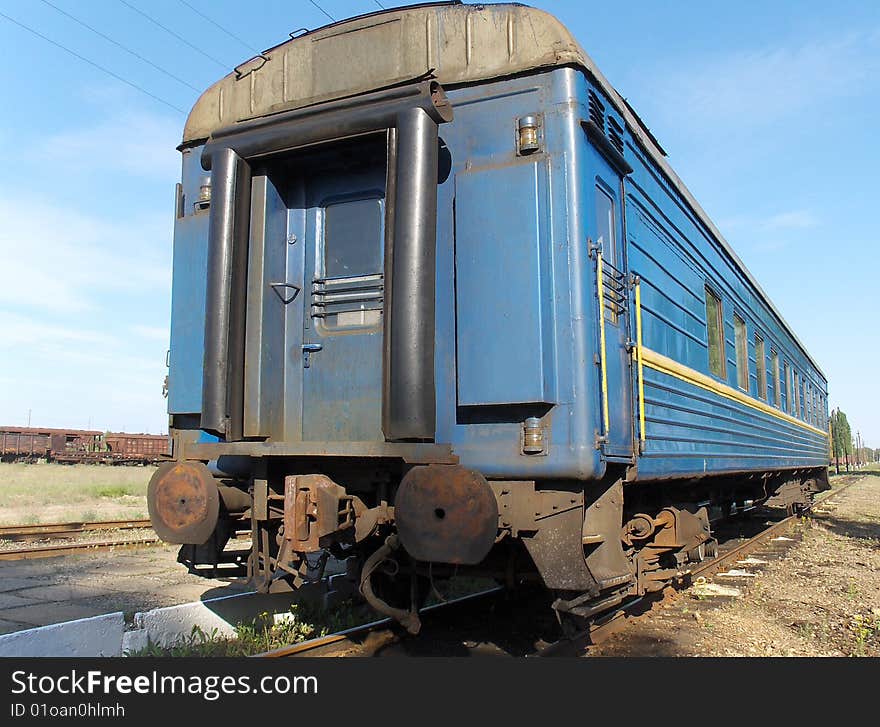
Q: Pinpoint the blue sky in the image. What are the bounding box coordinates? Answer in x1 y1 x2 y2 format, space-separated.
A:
0 0 877 445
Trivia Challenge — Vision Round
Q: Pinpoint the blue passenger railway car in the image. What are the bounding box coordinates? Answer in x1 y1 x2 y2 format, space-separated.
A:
149 2 830 630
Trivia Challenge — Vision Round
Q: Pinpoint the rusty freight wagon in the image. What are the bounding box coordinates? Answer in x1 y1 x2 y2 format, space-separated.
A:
104 433 169 464
0 427 102 463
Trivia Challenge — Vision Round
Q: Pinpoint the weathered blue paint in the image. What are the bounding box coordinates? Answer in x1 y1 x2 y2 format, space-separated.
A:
298 165 386 442
454 160 556 407
167 148 210 415
166 63 827 483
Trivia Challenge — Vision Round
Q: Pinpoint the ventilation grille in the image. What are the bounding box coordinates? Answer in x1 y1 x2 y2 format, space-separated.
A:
311 274 384 319
588 89 626 158
607 117 624 155
588 90 605 130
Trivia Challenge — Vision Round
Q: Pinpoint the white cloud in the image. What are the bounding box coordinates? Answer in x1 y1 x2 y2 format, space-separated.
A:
0 86 179 433
39 111 181 180
0 311 112 346
642 28 880 134
719 209 818 235
0 309 169 432
0 195 170 314
762 210 818 231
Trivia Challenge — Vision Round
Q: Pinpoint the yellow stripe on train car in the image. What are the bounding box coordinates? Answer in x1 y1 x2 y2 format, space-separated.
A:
640 347 829 438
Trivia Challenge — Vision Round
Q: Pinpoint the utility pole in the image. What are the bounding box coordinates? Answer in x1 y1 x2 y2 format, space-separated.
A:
857 431 862 468
27 409 31 427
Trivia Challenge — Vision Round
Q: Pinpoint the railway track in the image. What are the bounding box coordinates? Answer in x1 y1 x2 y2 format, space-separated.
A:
0 519 153 540
0 519 158 560
550 476 862 653
256 477 862 658
255 586 509 658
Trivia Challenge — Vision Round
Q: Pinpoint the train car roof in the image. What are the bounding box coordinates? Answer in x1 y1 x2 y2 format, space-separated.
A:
182 1 825 379
104 432 168 438
0 427 103 436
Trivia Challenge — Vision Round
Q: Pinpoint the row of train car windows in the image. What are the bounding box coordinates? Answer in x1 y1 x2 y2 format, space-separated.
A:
704 287 826 429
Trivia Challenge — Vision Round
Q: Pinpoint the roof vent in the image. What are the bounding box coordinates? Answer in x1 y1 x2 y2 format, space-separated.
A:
588 90 605 131
607 117 624 155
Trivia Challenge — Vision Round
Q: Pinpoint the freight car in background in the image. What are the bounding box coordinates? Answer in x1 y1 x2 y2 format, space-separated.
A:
0 427 102 463
150 3 831 633
0 426 168 465
103 432 170 464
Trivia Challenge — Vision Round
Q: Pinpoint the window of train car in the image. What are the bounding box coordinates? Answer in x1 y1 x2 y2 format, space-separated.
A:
784 362 792 413
319 197 384 331
800 379 805 420
734 314 749 391
801 380 806 421
794 371 801 418
704 287 725 378
806 383 812 424
323 198 383 279
755 334 767 400
771 350 781 407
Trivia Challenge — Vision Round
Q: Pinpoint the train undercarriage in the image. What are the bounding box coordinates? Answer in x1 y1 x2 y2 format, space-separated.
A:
148 458 828 633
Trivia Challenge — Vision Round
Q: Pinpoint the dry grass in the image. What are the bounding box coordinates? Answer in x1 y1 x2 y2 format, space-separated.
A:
128 603 368 657
0 462 155 525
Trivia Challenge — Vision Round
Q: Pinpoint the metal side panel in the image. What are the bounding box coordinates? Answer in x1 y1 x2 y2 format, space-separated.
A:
168 211 210 415
243 175 287 438
454 159 556 407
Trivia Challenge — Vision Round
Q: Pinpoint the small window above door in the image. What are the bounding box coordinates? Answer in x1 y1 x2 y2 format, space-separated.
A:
314 196 384 332
322 197 384 279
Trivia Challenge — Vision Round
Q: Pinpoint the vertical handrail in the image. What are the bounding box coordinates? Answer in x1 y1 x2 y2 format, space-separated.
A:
596 248 610 435
634 277 646 444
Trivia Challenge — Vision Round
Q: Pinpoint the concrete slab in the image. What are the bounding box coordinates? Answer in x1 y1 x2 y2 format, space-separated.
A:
0 612 125 657
130 591 300 648
0 563 67 578
0 618 32 635
0 600 109 627
151 583 241 605
0 542 253 636
14 584 117 602
0 577 45 593
0 592 41 610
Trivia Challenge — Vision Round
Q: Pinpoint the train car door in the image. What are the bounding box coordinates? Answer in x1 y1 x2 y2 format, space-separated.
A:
588 157 633 461
287 139 388 443
300 190 386 441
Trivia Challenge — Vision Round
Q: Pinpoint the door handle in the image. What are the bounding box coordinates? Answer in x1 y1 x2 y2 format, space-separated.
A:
302 343 323 368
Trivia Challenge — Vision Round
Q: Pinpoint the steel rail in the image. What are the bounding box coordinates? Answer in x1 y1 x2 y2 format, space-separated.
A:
0 519 153 540
254 586 506 658
0 536 161 561
257 477 862 658
551 476 864 653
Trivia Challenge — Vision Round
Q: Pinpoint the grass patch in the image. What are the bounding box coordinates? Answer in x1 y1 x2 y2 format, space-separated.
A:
94 485 138 499
128 602 367 657
128 576 497 657
0 462 154 525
